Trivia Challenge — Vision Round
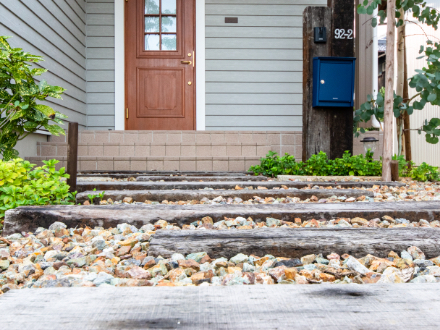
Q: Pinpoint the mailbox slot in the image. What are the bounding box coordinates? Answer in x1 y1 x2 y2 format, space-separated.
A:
312 57 356 107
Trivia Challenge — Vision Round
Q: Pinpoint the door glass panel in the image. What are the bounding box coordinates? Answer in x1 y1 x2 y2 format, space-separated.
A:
145 17 160 32
145 0 160 14
162 17 176 33
162 34 176 50
162 0 176 14
144 0 177 51
145 34 160 50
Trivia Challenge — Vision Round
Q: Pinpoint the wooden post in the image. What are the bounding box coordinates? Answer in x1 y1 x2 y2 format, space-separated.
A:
302 7 332 161
302 0 354 161
391 160 399 181
382 0 395 181
327 0 354 160
66 122 78 193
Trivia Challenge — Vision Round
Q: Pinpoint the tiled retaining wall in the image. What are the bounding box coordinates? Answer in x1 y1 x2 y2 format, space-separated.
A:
29 130 383 172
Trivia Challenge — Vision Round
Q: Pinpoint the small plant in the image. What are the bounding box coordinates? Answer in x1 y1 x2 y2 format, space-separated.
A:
88 188 98 204
98 191 106 202
0 158 75 231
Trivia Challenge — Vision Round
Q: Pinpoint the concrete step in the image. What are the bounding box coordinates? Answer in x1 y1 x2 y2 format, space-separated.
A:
4 201 439 235
74 180 404 193
78 171 251 177
76 188 373 204
26 156 261 172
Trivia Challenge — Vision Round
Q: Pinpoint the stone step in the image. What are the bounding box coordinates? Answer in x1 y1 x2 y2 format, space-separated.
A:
4 201 439 235
148 227 440 259
76 189 373 204
74 180 405 193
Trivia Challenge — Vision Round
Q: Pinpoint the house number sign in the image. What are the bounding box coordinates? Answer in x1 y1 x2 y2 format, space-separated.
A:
334 29 353 39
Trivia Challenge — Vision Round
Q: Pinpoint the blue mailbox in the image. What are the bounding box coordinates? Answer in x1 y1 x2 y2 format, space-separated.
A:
312 57 356 108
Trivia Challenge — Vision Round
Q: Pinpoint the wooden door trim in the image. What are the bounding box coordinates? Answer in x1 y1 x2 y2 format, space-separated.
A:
124 0 196 130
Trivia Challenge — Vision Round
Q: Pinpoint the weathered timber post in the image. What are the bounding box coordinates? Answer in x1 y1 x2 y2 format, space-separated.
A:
66 122 78 193
302 7 332 161
302 0 354 161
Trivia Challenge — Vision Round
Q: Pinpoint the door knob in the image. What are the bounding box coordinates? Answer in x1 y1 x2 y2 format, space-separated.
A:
181 61 192 65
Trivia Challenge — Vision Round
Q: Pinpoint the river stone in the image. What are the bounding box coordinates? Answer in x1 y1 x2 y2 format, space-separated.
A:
411 275 437 283
266 218 281 227
93 272 114 286
0 260 10 270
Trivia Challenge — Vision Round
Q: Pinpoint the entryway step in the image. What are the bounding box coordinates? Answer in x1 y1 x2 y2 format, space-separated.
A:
134 175 268 182
76 189 373 204
74 180 405 193
148 227 440 259
4 201 439 235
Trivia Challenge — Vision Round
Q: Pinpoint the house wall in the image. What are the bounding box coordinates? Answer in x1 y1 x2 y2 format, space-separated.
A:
86 0 116 130
0 0 87 128
205 0 327 131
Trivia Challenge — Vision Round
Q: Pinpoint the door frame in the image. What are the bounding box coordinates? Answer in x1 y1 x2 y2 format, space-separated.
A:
115 0 205 130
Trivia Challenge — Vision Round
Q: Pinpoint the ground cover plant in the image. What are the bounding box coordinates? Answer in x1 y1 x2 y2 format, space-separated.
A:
0 36 67 160
0 158 75 231
250 151 439 181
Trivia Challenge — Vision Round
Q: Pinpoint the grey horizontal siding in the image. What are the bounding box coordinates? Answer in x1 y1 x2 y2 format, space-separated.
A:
205 0 326 131
0 0 87 128
86 0 115 129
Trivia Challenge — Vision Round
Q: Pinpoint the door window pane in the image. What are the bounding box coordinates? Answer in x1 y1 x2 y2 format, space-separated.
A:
161 17 176 33
145 0 160 14
145 17 160 32
144 0 177 51
145 34 160 50
162 34 176 50
162 0 176 14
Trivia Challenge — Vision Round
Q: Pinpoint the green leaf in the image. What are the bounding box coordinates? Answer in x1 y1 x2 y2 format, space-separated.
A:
34 104 56 118
427 93 437 102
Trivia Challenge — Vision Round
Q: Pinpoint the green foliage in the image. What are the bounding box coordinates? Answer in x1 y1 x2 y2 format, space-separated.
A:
358 0 440 29
250 151 439 182
249 151 382 178
0 36 67 160
88 188 98 204
355 1 440 146
0 158 76 230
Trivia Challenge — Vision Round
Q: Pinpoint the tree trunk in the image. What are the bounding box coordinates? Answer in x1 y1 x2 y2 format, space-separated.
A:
396 9 406 157
403 39 412 163
382 0 396 181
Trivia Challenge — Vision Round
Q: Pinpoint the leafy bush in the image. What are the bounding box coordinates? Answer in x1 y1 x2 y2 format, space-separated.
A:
393 155 440 182
250 151 382 178
0 36 67 160
250 151 439 181
0 158 76 230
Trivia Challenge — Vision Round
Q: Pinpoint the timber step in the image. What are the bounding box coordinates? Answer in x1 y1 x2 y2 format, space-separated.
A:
76 189 373 204
75 180 405 193
4 201 440 235
148 227 440 259
134 175 268 182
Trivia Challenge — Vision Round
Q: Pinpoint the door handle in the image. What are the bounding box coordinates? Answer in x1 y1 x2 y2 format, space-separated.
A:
181 61 192 65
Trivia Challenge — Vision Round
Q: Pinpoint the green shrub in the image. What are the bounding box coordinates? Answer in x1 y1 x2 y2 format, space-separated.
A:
250 151 438 181
0 158 76 231
0 36 67 160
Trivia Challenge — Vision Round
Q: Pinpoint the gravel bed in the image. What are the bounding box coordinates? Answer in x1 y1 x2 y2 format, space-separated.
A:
83 181 440 205
1 221 440 293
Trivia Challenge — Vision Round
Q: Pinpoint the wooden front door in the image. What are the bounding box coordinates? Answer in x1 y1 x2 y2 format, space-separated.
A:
125 0 196 130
